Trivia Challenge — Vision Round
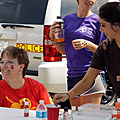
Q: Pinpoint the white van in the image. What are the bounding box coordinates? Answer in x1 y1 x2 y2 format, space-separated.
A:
0 0 116 105
0 0 69 93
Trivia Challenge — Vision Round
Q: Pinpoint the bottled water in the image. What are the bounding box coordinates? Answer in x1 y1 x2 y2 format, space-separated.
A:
63 107 69 120
71 106 76 120
36 100 47 120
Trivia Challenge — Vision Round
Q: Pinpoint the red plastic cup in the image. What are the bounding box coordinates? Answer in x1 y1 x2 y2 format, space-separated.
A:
46 104 61 120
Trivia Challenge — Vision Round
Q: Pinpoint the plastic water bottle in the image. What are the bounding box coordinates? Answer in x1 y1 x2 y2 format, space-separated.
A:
36 100 47 120
71 106 76 120
63 107 69 120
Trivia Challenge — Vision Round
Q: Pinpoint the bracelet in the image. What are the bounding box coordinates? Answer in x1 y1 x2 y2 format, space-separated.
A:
65 93 70 99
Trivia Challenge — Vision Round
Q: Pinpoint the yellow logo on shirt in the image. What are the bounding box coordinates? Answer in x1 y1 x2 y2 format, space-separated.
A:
5 96 53 109
5 97 35 110
49 97 54 104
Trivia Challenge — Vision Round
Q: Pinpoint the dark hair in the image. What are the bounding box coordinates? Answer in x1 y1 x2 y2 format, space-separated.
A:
76 0 79 5
99 2 120 25
1 46 30 78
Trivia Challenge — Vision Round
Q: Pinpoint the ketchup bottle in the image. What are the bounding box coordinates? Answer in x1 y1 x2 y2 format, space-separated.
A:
115 98 120 119
24 102 29 117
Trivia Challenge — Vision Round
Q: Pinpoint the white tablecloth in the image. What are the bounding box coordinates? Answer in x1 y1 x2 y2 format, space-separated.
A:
0 107 36 120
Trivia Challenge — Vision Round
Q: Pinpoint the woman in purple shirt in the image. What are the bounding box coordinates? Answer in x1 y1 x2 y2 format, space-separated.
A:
50 0 106 109
53 2 120 106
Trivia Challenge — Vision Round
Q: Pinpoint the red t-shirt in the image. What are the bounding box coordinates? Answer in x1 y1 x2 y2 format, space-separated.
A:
0 77 52 110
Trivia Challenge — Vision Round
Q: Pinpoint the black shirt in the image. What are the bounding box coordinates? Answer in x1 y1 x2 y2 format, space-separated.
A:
90 39 120 97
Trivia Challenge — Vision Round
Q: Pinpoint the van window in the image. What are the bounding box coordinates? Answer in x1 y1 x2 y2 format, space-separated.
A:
0 0 48 24
61 0 108 17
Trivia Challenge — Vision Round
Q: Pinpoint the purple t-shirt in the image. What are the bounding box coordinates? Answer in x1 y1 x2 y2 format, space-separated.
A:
63 13 107 78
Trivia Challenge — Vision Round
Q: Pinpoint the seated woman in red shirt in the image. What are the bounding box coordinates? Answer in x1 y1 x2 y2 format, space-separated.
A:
0 46 52 110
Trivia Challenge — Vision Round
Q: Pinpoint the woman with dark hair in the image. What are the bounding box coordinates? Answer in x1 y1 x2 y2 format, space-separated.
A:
53 2 120 105
0 46 52 109
50 0 107 110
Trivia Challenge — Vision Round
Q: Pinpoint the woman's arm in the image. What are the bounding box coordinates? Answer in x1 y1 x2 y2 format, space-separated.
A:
68 67 100 97
52 41 65 55
85 40 98 53
72 39 98 53
53 67 100 104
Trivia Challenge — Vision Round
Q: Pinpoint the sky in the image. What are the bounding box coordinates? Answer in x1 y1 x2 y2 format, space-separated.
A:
61 0 108 17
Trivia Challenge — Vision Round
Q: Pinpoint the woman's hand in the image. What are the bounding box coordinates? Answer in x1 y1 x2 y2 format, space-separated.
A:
53 93 70 106
72 39 87 50
49 22 60 40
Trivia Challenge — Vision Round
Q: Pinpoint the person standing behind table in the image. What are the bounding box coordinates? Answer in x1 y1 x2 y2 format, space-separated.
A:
53 1 120 106
50 0 107 110
0 46 53 110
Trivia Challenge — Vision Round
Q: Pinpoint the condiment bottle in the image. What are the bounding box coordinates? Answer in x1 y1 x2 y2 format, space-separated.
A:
71 106 76 120
24 102 29 117
63 107 69 120
112 110 117 120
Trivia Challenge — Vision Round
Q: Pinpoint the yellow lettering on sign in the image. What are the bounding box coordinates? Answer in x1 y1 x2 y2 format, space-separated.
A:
16 43 43 53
